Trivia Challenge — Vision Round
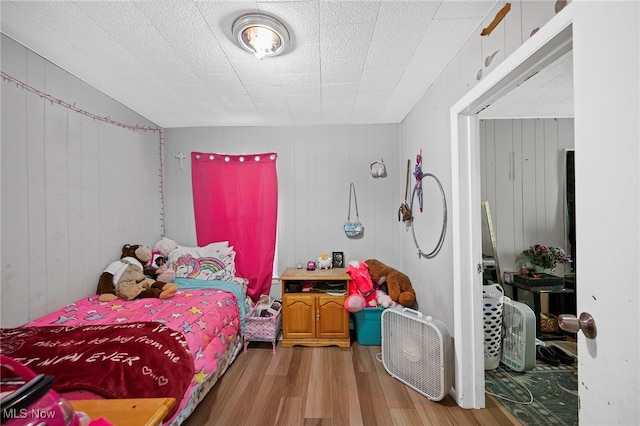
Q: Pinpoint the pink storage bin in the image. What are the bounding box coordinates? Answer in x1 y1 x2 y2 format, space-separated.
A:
243 303 282 354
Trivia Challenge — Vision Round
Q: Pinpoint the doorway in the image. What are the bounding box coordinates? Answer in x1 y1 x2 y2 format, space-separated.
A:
449 7 573 409
479 117 577 424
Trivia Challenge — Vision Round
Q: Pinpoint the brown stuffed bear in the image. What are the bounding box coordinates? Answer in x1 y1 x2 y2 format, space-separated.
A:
365 259 416 307
96 244 178 302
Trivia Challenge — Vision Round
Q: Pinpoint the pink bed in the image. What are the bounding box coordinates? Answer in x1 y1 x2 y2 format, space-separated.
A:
0 278 247 425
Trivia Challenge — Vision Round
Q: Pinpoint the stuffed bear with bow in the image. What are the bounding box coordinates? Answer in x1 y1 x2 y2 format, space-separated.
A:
96 244 178 302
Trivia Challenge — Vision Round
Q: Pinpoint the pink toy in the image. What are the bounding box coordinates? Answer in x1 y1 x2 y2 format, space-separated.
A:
344 261 377 312
376 289 395 308
344 291 366 313
0 355 88 426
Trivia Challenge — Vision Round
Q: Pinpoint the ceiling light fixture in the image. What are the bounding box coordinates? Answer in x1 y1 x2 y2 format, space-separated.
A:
232 13 290 60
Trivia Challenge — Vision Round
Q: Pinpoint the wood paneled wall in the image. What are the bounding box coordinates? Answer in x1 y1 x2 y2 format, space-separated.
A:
163 124 402 277
480 118 574 275
399 0 566 330
1 35 162 327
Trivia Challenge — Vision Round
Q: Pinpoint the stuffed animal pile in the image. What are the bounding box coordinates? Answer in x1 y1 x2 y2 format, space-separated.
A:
343 259 416 312
365 259 416 308
96 244 178 302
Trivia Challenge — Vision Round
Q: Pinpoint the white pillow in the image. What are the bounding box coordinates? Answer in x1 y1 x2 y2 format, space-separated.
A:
169 243 236 281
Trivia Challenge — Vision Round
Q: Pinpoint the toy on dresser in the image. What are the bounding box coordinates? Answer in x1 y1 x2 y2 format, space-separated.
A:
318 253 332 269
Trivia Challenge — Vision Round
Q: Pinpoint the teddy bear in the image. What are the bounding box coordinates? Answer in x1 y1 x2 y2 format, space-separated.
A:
365 259 416 308
154 237 179 258
344 260 377 313
96 244 178 302
150 237 180 282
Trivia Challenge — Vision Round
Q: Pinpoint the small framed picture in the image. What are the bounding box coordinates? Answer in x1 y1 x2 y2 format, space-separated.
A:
332 252 344 268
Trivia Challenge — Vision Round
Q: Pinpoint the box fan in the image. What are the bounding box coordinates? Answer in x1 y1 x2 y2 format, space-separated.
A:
381 306 451 401
500 298 536 372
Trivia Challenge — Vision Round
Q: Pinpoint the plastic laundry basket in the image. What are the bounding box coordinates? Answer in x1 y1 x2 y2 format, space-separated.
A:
483 282 504 370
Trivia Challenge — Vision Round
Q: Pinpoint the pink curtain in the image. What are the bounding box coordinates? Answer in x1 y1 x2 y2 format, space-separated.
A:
191 152 278 302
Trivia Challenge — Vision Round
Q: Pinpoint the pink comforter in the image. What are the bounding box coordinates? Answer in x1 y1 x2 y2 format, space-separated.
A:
26 288 242 424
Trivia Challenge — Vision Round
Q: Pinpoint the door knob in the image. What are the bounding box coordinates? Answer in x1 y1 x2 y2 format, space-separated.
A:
558 312 597 339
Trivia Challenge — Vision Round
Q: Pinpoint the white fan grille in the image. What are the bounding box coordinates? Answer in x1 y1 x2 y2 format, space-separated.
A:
381 307 450 401
501 299 536 372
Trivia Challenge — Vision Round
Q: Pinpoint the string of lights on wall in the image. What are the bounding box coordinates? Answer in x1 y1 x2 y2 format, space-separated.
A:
1 70 167 236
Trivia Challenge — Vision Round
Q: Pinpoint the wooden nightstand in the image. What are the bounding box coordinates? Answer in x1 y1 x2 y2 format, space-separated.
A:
70 397 176 426
280 267 351 348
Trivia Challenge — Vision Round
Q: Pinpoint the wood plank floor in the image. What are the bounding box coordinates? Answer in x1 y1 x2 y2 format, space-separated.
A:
182 342 521 425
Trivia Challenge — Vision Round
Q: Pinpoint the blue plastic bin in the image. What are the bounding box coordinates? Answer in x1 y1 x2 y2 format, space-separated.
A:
353 307 384 345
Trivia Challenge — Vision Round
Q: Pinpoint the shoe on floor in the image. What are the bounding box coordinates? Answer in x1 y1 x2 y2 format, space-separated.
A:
537 346 561 366
548 345 575 364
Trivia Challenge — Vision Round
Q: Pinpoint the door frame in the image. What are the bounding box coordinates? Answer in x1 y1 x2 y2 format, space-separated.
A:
449 5 574 408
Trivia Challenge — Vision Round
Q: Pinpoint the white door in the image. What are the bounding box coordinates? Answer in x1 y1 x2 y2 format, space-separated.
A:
570 1 639 424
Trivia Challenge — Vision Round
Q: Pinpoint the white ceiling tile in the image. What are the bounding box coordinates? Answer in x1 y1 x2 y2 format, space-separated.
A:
322 101 354 123
321 57 365 84
353 91 390 111
231 58 281 86
197 73 248 96
216 94 256 110
102 24 183 62
256 101 293 125
434 1 497 20
7 2 76 25
319 1 380 25
280 73 320 96
195 1 260 27
144 59 202 85
408 17 481 74
365 1 440 71
178 42 237 75
258 1 320 45
1 1 39 24
320 22 375 59
274 44 320 75
3 0 570 128
359 69 403 93
243 84 286 103
350 106 383 124
111 71 169 92
286 93 321 109
322 83 358 102
170 83 217 102
75 2 151 25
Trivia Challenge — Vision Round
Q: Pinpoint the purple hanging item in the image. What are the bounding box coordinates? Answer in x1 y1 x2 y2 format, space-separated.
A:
413 149 424 212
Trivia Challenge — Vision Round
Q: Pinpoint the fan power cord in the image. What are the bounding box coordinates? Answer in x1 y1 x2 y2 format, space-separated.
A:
485 377 534 405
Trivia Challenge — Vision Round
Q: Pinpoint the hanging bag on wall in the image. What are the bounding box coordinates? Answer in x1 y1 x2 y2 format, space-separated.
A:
344 183 364 238
398 159 412 222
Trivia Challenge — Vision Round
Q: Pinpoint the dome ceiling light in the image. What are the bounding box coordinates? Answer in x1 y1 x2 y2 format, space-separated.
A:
232 13 290 60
